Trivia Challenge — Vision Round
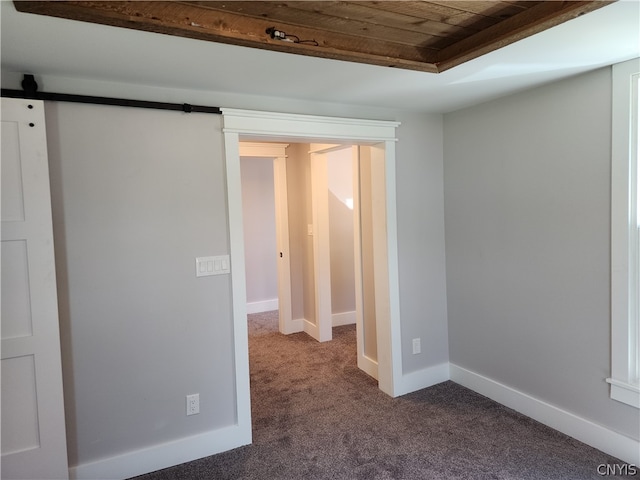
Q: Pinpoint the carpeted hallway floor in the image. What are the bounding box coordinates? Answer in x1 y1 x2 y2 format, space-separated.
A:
132 311 633 479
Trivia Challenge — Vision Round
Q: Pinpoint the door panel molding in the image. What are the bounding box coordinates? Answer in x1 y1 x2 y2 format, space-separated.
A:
1 98 69 480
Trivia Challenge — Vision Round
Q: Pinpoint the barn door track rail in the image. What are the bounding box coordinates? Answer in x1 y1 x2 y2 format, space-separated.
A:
1 74 222 114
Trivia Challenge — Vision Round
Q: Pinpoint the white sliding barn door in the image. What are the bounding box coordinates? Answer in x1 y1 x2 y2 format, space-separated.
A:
1 98 69 479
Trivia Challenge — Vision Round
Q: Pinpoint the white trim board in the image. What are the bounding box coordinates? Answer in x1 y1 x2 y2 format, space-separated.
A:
395 363 450 397
450 364 640 465
69 424 250 480
283 318 304 335
610 58 640 409
303 318 321 340
333 311 356 327
246 299 279 314
222 130 254 463
223 109 400 142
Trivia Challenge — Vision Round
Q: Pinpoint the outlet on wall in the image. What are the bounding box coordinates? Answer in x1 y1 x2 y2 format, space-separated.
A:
412 338 421 355
186 394 200 416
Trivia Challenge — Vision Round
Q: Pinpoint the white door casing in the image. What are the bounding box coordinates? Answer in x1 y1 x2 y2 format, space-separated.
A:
306 151 333 342
353 146 379 380
273 152 297 334
222 108 402 400
311 143 379 377
1 98 69 479
367 143 393 388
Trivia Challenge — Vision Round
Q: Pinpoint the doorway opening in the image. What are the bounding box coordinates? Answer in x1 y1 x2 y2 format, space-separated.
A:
223 108 402 444
239 142 380 381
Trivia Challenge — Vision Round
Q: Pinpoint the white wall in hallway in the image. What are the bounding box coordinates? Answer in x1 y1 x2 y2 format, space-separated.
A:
240 156 278 312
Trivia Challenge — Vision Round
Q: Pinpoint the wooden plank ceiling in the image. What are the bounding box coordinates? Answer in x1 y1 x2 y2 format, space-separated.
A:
14 1 610 73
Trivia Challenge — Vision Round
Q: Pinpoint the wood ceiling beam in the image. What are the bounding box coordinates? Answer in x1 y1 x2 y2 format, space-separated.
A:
13 1 439 72
186 1 449 48
13 1 612 74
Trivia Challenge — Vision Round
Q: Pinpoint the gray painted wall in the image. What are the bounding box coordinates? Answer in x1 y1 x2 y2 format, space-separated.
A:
444 67 639 440
240 157 278 305
2 70 449 470
396 113 449 373
45 102 236 466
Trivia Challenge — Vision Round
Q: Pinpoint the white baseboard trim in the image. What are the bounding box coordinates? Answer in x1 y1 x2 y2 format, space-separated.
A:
302 318 319 340
332 311 356 327
395 362 450 397
358 354 379 380
450 364 640 465
301 318 320 341
69 423 251 480
246 298 278 314
281 317 304 334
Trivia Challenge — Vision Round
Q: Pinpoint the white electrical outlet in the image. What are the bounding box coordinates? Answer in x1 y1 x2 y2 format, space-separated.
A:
412 338 421 355
186 394 200 416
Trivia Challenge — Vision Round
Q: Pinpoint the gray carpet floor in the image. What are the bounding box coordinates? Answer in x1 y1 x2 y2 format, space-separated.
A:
132 311 634 479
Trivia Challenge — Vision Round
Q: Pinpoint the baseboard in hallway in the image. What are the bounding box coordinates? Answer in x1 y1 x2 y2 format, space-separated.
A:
332 311 356 327
246 299 278 314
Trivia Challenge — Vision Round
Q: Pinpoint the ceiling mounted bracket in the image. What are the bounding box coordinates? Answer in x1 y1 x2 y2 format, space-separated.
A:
21 74 39 98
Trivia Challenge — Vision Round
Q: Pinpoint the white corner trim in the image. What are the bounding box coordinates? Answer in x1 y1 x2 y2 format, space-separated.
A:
302 318 321 341
394 363 450 397
223 131 253 460
69 423 251 480
246 299 279 314
358 354 379 380
606 378 640 408
450 364 640 465
332 311 356 327
281 318 303 335
611 58 640 410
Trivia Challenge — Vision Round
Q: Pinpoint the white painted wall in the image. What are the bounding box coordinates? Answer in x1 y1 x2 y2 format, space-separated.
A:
327 148 356 318
239 146 356 320
240 156 278 311
444 67 640 441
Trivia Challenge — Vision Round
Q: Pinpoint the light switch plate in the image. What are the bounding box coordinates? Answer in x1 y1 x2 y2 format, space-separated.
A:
196 255 230 277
